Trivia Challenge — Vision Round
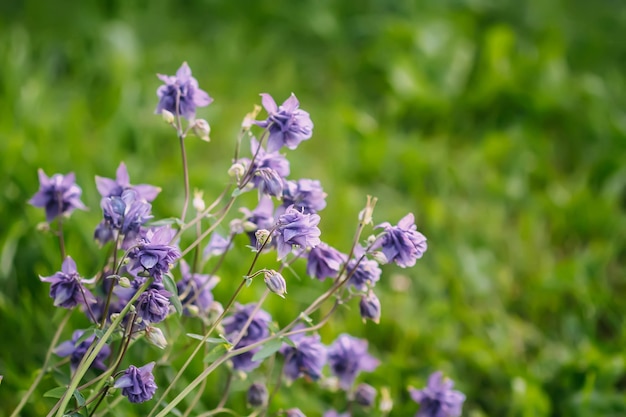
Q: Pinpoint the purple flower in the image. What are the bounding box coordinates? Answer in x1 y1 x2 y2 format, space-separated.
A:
409 372 465 417
327 334 379 390
354 383 377 407
155 62 212 119
247 382 268 407
135 288 171 323
255 93 313 152
275 206 321 260
203 232 231 258
177 260 218 315
255 168 285 198
100 189 153 238
359 292 381 324
223 303 272 345
29 169 86 222
323 411 349 417
264 270 287 298
240 197 275 247
114 362 158 403
285 409 307 417
347 256 381 291
282 179 327 214
281 333 326 381
128 227 181 282
40 256 96 309
306 243 346 281
55 330 111 372
240 137 290 184
375 213 427 268
96 162 161 202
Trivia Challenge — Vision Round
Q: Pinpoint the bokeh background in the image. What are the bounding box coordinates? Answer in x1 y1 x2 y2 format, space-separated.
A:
1 0 626 416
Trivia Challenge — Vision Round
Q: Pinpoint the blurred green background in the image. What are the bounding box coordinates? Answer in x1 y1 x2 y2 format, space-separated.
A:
1 0 626 416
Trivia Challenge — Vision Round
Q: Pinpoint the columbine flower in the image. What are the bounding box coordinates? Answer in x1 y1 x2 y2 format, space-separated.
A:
99 189 153 238
255 93 313 152
255 168 285 198
114 362 158 403
281 179 327 214
55 330 111 372
375 213 427 268
306 243 346 281
223 303 272 371
327 334 379 390
409 372 465 417
240 137 290 184
155 62 212 120
177 260 218 315
247 382 269 408
347 256 381 291
203 232 231 258
29 169 86 222
40 256 96 309
285 409 307 417
354 383 377 407
95 162 161 202
281 333 327 381
359 291 381 324
135 288 171 323
240 197 275 247
275 205 321 260
264 270 287 298
128 227 181 282
323 411 349 417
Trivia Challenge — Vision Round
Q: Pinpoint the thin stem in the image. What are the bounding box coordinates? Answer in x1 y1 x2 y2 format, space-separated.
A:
173 184 232 241
215 371 233 410
179 134 191 224
10 310 71 417
100 232 121 328
180 196 237 258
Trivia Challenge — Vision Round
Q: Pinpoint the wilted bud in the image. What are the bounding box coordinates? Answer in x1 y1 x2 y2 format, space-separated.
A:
255 229 272 250
255 168 284 198
359 292 381 324
246 382 268 408
264 270 287 298
118 276 132 288
145 326 168 349
371 251 388 265
193 190 206 212
192 119 211 142
161 109 175 124
354 383 377 407
228 162 246 179
379 387 393 414
242 104 262 130
358 195 377 225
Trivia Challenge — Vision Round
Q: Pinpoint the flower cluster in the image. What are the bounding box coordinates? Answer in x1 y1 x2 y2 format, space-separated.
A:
24 61 462 417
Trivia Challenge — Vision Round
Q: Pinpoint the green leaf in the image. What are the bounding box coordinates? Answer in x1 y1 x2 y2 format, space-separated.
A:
73 389 86 406
231 188 243 197
44 386 69 399
162 273 182 316
203 344 228 363
282 337 296 348
251 337 283 362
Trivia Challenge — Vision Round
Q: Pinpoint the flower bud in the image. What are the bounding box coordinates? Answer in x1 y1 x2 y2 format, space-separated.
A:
228 162 246 179
193 119 211 142
354 383 377 407
255 229 272 250
371 251 388 265
255 168 284 198
145 326 168 349
246 382 268 408
264 270 287 298
118 276 132 288
186 304 200 318
193 190 206 212
242 104 262 130
161 109 175 124
242 220 258 233
379 387 393 414
359 292 381 324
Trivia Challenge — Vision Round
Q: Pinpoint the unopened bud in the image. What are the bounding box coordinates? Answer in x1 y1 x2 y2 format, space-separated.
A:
264 270 287 298
354 383 377 407
242 220 258 233
186 304 200 317
145 326 168 349
242 104 262 130
371 251 388 265
379 387 393 413
255 229 272 250
193 119 211 142
246 382 268 408
359 292 381 324
228 162 246 179
118 276 131 288
255 168 284 198
161 109 175 124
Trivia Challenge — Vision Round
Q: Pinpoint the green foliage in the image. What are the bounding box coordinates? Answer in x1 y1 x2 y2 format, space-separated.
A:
1 0 625 416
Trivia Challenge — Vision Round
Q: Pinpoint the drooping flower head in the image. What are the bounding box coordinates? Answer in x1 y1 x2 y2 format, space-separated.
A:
203 232 231 259
409 371 465 417
375 213 427 268
155 62 212 120
275 205 321 260
255 93 313 152
247 382 269 408
240 197 275 247
128 226 181 282
99 189 153 240
135 288 171 323
114 362 158 403
359 291 381 324
240 137 290 188
327 334 379 390
281 332 327 381
55 329 111 372
281 179 327 214
40 256 96 309
29 169 86 222
285 409 307 417
223 303 272 371
306 243 346 281
177 259 218 315
347 255 381 291
96 162 161 202
354 383 377 407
